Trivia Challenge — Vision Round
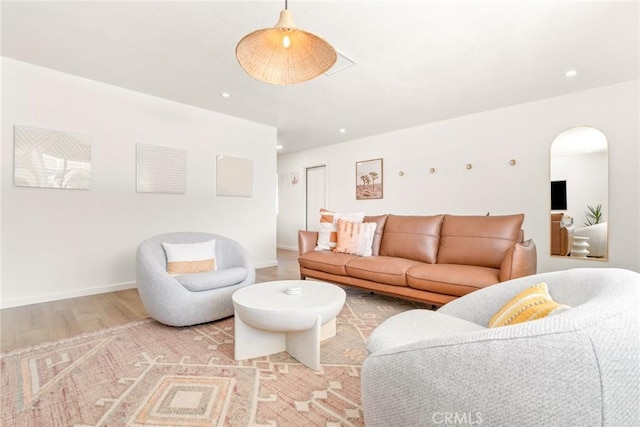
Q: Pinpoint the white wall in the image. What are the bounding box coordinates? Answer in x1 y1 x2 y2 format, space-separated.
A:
0 57 3 305
278 80 640 273
1 58 278 308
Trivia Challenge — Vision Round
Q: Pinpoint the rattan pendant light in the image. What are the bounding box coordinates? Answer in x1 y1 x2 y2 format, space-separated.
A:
236 0 337 85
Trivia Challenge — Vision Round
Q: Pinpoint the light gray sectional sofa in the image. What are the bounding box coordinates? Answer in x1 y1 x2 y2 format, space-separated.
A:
362 268 640 426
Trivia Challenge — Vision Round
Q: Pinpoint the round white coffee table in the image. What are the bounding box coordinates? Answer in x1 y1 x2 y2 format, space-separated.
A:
232 280 346 371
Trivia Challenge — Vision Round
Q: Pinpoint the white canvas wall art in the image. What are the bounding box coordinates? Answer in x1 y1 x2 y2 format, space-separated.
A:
136 144 186 194
14 125 92 190
216 155 252 197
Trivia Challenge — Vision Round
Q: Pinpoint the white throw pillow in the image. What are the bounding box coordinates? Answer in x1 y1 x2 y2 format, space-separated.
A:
334 219 378 256
162 240 217 274
315 208 365 251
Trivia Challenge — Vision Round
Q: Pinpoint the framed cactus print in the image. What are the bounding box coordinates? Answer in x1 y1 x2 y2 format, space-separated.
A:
356 158 383 200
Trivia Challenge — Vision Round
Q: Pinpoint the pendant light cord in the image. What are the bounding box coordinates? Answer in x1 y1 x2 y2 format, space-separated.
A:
285 0 288 10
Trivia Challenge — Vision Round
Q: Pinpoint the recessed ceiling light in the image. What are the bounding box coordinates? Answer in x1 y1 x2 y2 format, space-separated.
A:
339 128 346 133
276 145 283 150
565 70 577 78
221 92 231 98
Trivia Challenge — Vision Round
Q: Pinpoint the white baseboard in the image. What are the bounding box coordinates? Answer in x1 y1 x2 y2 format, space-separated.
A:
1 281 138 309
255 261 279 269
2 261 285 309
277 245 298 251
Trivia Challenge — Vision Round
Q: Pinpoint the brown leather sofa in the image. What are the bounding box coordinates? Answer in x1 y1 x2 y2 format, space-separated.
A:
550 213 571 256
298 214 537 306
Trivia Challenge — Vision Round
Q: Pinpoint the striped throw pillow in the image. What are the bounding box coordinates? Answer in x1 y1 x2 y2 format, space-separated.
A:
162 240 217 274
315 209 365 251
334 219 378 256
488 282 570 328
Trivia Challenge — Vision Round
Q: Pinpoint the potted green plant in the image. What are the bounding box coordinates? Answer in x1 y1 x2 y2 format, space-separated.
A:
584 203 604 226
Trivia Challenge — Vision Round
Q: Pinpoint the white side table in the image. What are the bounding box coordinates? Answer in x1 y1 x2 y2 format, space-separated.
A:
571 236 590 258
232 280 346 371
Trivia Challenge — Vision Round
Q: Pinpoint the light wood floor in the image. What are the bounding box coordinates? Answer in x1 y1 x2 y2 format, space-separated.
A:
0 249 300 353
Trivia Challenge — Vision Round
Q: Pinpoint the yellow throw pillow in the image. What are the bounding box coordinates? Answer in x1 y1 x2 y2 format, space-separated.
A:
162 240 217 274
488 282 570 328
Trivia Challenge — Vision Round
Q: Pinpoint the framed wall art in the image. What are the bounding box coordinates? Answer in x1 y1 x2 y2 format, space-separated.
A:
14 125 92 190
356 158 383 200
290 171 299 186
136 144 186 194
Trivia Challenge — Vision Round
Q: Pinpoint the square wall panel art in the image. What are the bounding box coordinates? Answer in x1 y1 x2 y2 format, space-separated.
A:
136 144 186 194
14 125 92 190
216 155 252 197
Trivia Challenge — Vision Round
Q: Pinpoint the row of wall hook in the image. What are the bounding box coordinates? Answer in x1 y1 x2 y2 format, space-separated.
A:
398 159 517 176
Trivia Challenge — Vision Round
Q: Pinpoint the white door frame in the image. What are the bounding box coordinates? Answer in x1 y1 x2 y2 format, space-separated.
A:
305 165 327 231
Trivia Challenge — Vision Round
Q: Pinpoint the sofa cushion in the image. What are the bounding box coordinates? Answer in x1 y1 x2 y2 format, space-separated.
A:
334 219 378 256
346 256 424 286
550 213 564 221
315 209 365 251
367 309 485 354
162 240 217 274
379 215 444 263
437 214 524 268
364 214 389 256
298 251 359 276
407 264 500 297
175 267 247 292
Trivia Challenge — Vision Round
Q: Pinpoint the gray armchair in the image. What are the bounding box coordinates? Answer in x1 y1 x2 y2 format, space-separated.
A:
136 232 255 327
362 268 640 426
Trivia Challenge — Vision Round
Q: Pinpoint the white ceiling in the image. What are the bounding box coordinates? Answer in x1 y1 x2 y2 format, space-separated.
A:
2 1 638 155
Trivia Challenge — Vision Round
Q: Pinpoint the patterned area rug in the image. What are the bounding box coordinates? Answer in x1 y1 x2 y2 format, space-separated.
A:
1 288 429 426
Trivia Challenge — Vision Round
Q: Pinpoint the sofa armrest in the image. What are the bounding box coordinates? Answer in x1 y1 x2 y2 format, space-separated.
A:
499 239 537 282
298 230 319 255
362 327 602 427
